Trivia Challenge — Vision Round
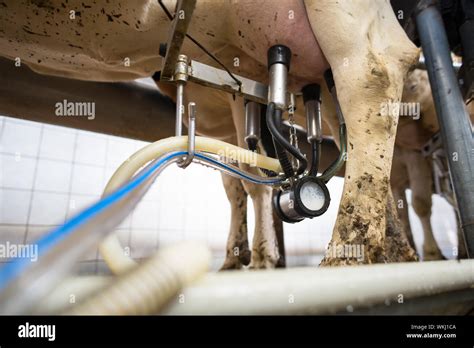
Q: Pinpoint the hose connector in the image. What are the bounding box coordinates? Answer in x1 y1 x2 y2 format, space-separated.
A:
174 54 189 83
244 100 261 151
174 55 189 136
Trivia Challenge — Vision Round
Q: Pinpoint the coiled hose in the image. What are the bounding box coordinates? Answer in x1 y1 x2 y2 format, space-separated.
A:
66 242 210 315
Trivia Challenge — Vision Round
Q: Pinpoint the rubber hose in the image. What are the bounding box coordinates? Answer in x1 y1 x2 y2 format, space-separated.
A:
265 103 296 177
309 140 321 176
266 102 307 176
100 136 282 275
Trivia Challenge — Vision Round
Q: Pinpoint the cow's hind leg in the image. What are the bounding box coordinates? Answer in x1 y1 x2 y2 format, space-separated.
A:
305 0 419 264
220 173 252 270
227 95 280 269
405 150 444 260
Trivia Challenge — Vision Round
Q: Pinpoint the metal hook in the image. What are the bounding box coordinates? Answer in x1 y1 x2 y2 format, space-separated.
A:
178 102 196 169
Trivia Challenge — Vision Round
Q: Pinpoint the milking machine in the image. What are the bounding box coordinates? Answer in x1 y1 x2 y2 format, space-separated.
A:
263 45 346 223
0 0 349 313
168 43 347 223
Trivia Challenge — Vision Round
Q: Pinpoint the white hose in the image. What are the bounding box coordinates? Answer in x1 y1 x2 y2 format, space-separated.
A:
99 136 282 274
67 242 210 315
162 259 474 315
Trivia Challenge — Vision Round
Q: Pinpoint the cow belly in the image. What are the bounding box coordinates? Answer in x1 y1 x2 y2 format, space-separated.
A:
0 0 327 89
0 0 176 81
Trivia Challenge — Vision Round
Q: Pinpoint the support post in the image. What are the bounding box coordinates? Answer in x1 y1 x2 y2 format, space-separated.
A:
416 2 474 257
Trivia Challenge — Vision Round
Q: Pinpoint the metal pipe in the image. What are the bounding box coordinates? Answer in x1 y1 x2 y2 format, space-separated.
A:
416 3 474 257
173 54 189 137
163 260 474 315
305 100 322 144
175 82 185 136
179 102 196 168
351 287 474 315
302 84 322 176
244 101 261 151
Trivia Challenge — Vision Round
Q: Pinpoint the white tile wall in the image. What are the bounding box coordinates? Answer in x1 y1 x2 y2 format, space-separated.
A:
34 159 72 192
0 188 32 225
0 119 42 156
29 192 69 225
0 154 37 190
75 132 108 166
70 163 105 195
39 126 76 161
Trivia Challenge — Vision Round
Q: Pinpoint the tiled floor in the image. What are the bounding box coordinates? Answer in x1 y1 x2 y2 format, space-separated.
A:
0 115 460 274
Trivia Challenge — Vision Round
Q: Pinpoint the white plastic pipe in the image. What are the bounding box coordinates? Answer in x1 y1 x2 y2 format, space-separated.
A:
34 276 112 314
162 260 474 315
99 136 282 274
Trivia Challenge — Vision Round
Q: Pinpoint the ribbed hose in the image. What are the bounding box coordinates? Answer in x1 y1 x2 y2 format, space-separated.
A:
67 242 210 315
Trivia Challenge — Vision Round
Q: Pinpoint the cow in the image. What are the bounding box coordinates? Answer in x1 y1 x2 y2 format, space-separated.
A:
391 68 472 261
0 0 419 269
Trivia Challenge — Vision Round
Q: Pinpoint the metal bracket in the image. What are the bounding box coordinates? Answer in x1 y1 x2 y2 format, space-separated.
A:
159 0 269 103
188 60 268 104
160 0 196 81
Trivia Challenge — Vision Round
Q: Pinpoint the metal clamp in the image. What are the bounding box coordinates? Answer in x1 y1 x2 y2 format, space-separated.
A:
178 102 196 169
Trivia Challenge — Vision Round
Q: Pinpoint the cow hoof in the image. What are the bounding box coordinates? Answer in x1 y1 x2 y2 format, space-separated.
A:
319 257 361 267
423 248 445 261
238 249 251 266
249 254 279 269
219 258 242 271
